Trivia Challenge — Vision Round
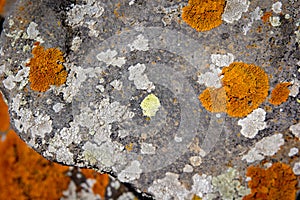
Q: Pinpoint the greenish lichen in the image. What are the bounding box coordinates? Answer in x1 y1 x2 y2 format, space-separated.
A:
212 168 250 200
140 94 161 118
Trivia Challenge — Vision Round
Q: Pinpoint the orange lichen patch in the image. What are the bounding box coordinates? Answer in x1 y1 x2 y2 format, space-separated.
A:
0 0 5 15
199 87 227 112
199 62 269 117
269 82 292 105
125 143 134 151
26 44 68 92
0 130 70 200
81 169 110 198
0 93 10 133
182 0 225 32
261 11 272 23
222 62 269 117
243 162 297 200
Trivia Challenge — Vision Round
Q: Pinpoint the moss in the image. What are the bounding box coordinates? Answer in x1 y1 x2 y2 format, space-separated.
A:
81 169 110 198
269 82 291 105
243 163 297 200
0 130 70 200
26 43 68 92
182 0 225 32
0 93 10 133
140 94 161 118
199 62 269 117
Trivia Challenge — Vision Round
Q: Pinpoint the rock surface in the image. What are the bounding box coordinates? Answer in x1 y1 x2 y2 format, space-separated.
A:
0 0 299 199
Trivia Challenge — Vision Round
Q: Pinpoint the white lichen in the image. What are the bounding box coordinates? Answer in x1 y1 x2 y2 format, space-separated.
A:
191 174 214 198
211 53 234 67
290 122 300 138
2 66 29 90
118 160 143 182
141 143 156 154
117 192 136 200
48 95 132 166
11 94 53 148
83 141 125 169
96 49 126 68
183 164 193 173
61 180 101 200
30 112 53 139
285 14 291 19
67 0 104 27
54 65 103 103
212 168 250 200
238 108 267 139
243 7 263 35
128 63 155 91
270 16 281 27
26 22 40 39
128 0 135 5
295 30 300 46
2 75 15 90
110 79 123 90
189 156 202 167
128 34 149 51
70 36 82 52
0 64 5 74
272 2 282 14
5 29 24 47
242 134 285 163
288 147 299 157
197 64 222 88
293 162 300 175
289 79 300 97
148 172 190 200
174 135 183 142
222 0 250 23
52 102 65 113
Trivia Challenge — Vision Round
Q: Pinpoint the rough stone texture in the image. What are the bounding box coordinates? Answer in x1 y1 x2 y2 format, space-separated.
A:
0 0 299 199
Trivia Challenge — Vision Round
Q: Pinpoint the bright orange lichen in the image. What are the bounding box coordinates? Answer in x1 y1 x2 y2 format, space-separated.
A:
182 0 225 32
0 0 5 15
199 87 227 113
0 130 71 200
199 62 269 117
261 11 272 23
269 82 292 105
0 93 10 133
243 162 297 200
81 169 110 198
26 44 68 92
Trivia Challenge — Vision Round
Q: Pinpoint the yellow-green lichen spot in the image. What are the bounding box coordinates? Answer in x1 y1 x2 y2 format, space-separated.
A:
140 94 161 118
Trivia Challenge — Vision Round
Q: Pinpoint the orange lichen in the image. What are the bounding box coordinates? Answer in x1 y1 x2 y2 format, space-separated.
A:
0 0 5 15
26 44 68 92
182 0 225 32
199 62 269 117
261 11 272 23
269 82 292 105
0 93 10 133
243 162 297 200
0 130 71 200
81 169 110 198
199 87 227 112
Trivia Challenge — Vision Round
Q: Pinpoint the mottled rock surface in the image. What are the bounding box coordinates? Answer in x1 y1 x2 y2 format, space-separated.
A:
0 0 299 199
